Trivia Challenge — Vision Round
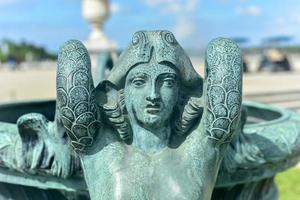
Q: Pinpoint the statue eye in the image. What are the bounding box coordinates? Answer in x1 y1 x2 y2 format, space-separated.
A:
163 78 176 87
132 78 146 87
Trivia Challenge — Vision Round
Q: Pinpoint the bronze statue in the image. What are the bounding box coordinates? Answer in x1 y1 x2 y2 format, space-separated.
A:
56 30 242 200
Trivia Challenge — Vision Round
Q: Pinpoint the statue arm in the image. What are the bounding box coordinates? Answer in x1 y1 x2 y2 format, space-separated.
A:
56 40 102 153
202 38 243 148
186 38 243 153
179 39 243 196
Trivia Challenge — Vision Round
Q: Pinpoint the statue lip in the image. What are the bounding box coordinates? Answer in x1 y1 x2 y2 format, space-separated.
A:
145 103 161 114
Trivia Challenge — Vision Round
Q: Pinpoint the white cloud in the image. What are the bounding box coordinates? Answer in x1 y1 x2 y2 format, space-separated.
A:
142 0 199 41
275 14 300 26
236 5 262 16
143 0 197 14
0 0 20 6
110 2 121 14
186 0 197 12
161 3 181 14
276 17 286 24
295 16 300 25
173 17 196 40
219 0 247 4
144 0 172 8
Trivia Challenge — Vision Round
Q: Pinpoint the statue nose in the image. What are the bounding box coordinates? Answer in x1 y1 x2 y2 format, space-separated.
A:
146 85 160 102
146 95 160 102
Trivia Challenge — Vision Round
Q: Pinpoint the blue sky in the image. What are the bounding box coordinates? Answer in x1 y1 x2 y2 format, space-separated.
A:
0 0 300 52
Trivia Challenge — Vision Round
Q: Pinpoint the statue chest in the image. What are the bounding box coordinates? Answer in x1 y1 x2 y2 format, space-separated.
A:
81 144 204 200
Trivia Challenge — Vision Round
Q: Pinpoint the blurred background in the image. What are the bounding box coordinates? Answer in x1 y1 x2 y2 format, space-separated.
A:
0 0 300 198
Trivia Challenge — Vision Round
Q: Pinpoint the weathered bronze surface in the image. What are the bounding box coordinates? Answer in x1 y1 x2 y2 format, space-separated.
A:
56 30 243 200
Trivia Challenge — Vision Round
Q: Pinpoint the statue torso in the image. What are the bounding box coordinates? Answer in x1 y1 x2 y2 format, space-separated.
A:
81 128 211 200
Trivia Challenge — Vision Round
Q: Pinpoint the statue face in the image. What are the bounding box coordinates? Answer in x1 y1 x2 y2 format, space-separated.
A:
124 61 179 129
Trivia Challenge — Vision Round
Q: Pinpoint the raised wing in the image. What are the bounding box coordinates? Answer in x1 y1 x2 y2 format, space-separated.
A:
56 40 101 153
203 38 243 147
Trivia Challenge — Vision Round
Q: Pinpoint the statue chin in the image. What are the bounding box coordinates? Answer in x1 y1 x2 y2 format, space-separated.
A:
132 108 167 130
141 115 164 129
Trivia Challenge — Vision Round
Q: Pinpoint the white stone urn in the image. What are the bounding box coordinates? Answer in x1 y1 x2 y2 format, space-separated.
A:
82 0 116 51
81 0 117 82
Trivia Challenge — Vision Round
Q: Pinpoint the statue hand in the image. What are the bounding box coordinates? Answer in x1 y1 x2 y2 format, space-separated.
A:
56 40 102 153
203 38 242 146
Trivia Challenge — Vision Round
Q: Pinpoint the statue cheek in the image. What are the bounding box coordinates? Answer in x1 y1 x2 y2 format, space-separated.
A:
161 89 178 110
126 87 147 107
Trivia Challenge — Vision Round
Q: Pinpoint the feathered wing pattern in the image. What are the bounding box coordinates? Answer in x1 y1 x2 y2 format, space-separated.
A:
56 40 102 153
203 38 243 146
